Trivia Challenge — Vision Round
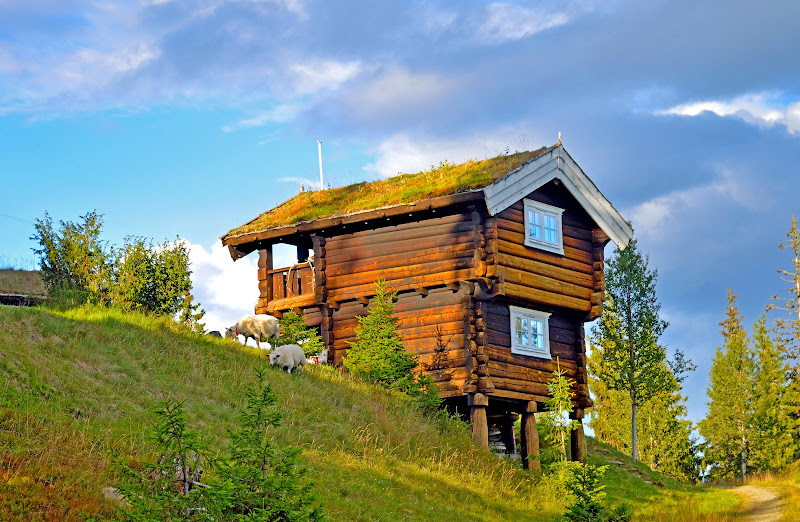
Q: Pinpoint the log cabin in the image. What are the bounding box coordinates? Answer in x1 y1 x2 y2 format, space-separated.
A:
221 143 632 467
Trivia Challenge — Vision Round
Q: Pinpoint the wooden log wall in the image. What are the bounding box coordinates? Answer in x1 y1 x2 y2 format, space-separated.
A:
329 286 466 395
482 299 591 408
324 211 478 301
487 180 604 317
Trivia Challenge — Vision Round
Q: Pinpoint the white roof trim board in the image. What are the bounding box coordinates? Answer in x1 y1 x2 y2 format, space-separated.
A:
483 145 633 249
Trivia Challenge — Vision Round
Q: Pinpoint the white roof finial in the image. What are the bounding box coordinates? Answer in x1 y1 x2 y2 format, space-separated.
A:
558 132 562 146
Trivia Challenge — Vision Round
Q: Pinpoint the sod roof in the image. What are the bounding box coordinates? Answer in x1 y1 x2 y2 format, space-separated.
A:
222 146 554 243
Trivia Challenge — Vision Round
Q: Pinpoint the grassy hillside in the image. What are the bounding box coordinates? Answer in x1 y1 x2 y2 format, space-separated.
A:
0 304 739 521
743 466 800 520
0 268 46 296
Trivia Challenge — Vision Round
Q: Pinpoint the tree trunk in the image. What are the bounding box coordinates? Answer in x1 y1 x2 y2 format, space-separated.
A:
631 393 638 462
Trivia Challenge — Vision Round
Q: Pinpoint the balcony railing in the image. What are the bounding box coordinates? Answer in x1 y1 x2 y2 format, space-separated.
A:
268 262 315 301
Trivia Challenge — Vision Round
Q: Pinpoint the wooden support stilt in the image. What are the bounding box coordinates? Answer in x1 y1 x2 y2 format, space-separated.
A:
520 401 540 471
469 393 489 449
502 413 518 455
570 408 586 462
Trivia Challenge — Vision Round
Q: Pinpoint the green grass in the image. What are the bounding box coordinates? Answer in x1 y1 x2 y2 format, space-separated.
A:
743 465 800 521
0 304 740 520
223 148 548 239
0 269 46 296
586 438 740 520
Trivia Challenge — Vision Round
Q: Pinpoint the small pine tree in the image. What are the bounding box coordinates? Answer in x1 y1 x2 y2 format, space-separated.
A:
344 280 417 388
214 367 324 521
179 291 206 334
563 462 631 522
343 280 440 412
111 399 213 521
543 358 579 462
275 310 324 357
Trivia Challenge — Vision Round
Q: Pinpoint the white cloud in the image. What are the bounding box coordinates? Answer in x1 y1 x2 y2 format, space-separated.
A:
222 103 301 132
187 240 259 339
479 2 572 42
364 126 542 178
220 59 361 132
350 68 454 122
657 91 800 134
186 240 299 345
291 59 362 94
628 166 769 241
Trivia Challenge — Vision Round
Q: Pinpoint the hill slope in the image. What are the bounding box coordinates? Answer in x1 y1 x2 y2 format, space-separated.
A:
0 304 738 520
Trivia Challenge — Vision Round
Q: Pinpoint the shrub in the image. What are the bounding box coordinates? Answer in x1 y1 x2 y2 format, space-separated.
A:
274 311 324 357
30 211 203 330
111 399 214 521
560 461 631 522
112 370 323 521
343 279 441 413
31 211 112 302
110 236 195 318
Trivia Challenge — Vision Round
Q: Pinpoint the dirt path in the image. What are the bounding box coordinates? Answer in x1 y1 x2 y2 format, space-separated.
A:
733 485 784 521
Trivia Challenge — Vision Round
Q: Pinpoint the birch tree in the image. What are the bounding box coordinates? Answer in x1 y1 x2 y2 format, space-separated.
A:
588 344 699 481
590 236 679 462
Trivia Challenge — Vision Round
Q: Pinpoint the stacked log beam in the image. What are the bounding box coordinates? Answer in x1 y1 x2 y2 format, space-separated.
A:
256 248 273 314
483 182 600 408
587 228 610 320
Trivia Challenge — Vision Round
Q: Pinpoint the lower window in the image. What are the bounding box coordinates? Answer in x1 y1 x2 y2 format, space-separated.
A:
509 305 552 359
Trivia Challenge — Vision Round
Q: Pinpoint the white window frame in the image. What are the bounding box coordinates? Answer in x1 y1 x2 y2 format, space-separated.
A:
509 305 552 359
523 199 564 255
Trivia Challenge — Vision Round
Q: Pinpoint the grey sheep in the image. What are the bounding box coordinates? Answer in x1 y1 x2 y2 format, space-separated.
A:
269 344 306 374
225 314 280 349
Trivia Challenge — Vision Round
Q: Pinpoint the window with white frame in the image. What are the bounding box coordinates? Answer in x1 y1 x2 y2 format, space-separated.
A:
523 199 564 255
509 305 551 359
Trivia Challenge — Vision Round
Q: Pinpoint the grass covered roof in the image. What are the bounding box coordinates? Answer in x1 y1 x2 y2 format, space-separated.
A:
223 146 552 242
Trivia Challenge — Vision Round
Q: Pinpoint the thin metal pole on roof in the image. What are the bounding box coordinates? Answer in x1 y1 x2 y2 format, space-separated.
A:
317 140 324 190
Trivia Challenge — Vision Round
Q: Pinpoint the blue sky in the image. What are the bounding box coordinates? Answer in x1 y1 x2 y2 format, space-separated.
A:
1 0 799 426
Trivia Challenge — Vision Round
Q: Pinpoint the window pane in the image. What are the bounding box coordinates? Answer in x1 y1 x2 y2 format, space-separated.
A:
532 319 543 348
514 316 522 344
528 211 542 240
520 318 529 345
544 214 558 243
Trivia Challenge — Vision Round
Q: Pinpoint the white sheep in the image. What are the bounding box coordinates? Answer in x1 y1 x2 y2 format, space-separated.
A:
269 344 306 374
225 314 280 349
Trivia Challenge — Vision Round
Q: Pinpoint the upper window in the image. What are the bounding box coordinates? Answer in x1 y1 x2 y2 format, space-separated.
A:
509 305 551 359
523 199 564 255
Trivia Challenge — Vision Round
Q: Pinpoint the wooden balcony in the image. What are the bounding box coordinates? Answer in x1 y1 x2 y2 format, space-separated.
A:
259 262 318 314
